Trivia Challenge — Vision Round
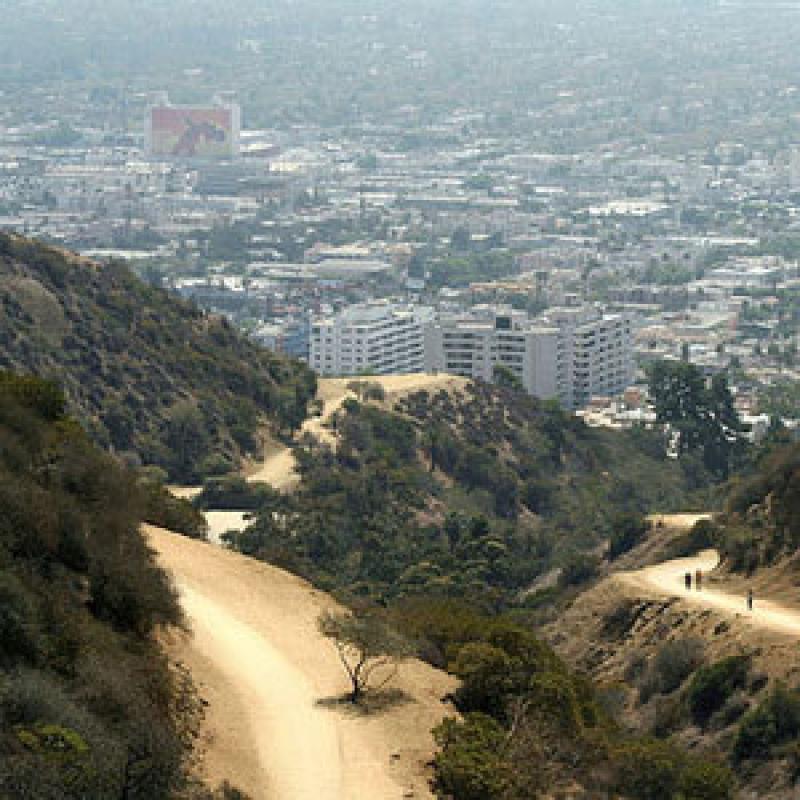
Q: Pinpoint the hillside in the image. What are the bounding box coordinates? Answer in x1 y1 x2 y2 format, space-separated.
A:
716 441 800 571
224 379 694 608
0 371 240 799
0 233 316 481
547 508 800 798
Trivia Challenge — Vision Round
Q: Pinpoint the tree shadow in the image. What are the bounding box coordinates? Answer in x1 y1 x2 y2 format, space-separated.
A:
314 688 413 717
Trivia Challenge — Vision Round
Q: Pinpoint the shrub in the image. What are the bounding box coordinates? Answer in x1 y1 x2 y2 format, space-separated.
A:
194 475 279 512
613 739 684 800
677 758 735 800
687 655 751 725
558 553 600 588
719 526 762 574
608 513 650 560
451 642 513 718
640 637 705 702
651 694 688 738
668 518 720 559
0 572 39 666
709 691 750 731
431 713 509 800
527 671 585 733
387 597 487 668
734 685 800 764
140 480 208 539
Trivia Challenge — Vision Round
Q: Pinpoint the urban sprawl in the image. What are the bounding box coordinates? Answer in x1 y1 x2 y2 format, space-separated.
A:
1 2 799 438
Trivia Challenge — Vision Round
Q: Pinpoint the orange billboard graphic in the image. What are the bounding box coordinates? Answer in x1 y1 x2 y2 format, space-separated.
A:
147 106 239 158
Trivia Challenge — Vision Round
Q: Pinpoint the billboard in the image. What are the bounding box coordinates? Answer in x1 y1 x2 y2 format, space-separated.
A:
146 105 240 159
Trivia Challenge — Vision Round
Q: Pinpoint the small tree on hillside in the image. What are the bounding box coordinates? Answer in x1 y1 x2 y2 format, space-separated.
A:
492 364 524 393
318 609 412 703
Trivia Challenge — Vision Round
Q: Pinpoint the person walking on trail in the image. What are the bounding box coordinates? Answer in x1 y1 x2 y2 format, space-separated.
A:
747 589 754 611
695 569 703 590
685 572 692 590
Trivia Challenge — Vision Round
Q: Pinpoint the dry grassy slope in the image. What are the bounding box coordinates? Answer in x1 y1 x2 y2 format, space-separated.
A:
545 521 800 694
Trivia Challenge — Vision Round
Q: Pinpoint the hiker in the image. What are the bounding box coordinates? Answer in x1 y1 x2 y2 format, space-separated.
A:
684 572 692 590
747 589 753 611
695 568 703 590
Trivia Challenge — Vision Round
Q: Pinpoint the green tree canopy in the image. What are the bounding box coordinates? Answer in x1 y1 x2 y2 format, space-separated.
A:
646 361 747 478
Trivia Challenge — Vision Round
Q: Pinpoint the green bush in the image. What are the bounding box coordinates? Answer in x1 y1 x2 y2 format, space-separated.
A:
608 512 650 560
734 685 800 763
613 739 684 800
0 572 39 665
668 518 720 559
614 739 735 800
194 475 280 512
140 480 208 539
431 713 509 800
451 642 514 718
677 758 735 800
687 655 751 725
559 552 601 588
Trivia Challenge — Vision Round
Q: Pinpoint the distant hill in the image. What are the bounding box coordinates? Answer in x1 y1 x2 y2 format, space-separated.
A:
0 233 316 481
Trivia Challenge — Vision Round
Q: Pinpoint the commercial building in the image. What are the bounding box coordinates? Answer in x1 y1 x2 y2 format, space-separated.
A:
310 301 433 376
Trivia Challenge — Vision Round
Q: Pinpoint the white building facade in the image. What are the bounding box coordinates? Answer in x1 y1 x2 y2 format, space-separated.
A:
424 307 561 399
425 305 633 409
541 307 634 408
310 301 433 376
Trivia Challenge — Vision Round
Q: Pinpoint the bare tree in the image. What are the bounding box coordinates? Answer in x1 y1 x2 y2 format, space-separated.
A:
318 610 411 703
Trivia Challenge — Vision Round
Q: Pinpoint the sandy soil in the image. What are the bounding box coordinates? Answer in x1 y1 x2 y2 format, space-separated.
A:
168 485 203 501
146 525 457 799
647 512 712 529
204 511 250 545
619 550 800 639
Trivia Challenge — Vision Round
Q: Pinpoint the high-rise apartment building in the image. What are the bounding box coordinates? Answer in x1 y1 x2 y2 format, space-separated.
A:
541 307 633 408
310 300 633 409
310 301 433 376
423 307 561 399
424 305 633 409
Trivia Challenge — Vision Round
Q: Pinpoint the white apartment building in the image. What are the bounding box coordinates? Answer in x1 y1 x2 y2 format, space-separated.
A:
425 305 633 409
541 307 634 408
310 301 433 376
424 307 561 399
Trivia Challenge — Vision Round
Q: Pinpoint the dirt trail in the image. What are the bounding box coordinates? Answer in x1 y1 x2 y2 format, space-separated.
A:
203 511 250 545
146 525 456 799
179 583 343 799
246 374 466 490
619 550 800 639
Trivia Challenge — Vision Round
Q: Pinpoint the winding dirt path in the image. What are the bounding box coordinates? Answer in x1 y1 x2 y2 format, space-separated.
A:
153 375 466 796
246 374 467 490
146 525 456 800
172 375 466 496
619 550 800 639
